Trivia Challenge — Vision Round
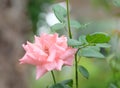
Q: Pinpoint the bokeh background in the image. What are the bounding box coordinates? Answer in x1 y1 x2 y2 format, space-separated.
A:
0 0 120 88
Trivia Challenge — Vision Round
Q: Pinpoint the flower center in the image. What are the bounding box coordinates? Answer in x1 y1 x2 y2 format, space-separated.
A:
44 47 49 55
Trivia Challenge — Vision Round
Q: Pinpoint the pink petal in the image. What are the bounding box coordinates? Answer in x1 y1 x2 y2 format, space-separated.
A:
19 33 77 80
60 48 76 66
44 62 56 71
19 54 36 65
47 49 56 62
55 44 65 52
34 36 40 44
36 66 47 79
34 48 47 56
45 33 58 47
22 44 32 52
55 60 64 70
63 56 74 66
60 48 76 60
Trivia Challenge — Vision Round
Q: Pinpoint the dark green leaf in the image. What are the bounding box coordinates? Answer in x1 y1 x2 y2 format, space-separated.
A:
49 83 71 88
61 79 73 87
53 5 67 22
67 39 82 47
78 46 105 58
49 83 65 88
51 23 65 31
70 20 81 29
78 65 89 79
86 32 110 43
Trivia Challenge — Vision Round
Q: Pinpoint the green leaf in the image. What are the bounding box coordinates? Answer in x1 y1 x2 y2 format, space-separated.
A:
51 23 65 31
88 46 100 51
49 79 73 88
113 0 120 7
78 46 105 58
109 83 118 88
70 20 81 29
61 79 73 87
78 65 89 79
49 83 71 88
86 32 110 43
67 39 82 47
96 43 111 48
79 35 88 44
49 83 66 88
53 5 67 22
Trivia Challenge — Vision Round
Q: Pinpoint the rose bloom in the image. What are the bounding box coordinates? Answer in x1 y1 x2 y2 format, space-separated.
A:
19 33 76 79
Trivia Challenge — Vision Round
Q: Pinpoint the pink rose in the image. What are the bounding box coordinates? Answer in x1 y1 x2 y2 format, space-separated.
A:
19 33 76 79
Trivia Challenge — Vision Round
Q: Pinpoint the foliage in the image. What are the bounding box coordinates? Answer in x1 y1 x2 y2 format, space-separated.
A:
28 0 53 34
107 32 120 88
26 1 119 88
78 65 89 79
49 79 73 88
48 4 111 88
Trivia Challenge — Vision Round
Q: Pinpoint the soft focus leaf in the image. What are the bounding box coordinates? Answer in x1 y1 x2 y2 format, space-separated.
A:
70 20 81 29
81 22 91 29
88 46 100 51
79 35 88 44
67 39 82 47
78 46 105 58
78 65 89 79
109 83 118 88
49 83 71 88
51 23 65 31
49 79 73 88
86 32 110 43
28 0 53 34
113 0 120 7
49 83 66 88
61 79 73 87
53 5 67 22
96 43 111 48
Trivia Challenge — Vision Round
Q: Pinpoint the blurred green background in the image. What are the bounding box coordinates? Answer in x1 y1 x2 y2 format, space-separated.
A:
0 0 120 88
27 0 120 88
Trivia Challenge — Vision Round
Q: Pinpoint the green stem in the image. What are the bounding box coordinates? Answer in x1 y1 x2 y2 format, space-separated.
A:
66 0 72 39
75 53 78 88
51 71 56 84
74 49 80 88
66 0 79 88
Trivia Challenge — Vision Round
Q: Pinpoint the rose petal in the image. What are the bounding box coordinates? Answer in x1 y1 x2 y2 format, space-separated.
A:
36 66 47 79
60 48 76 60
19 33 76 79
55 60 64 70
44 62 56 71
19 54 35 65
63 56 74 66
47 49 56 62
